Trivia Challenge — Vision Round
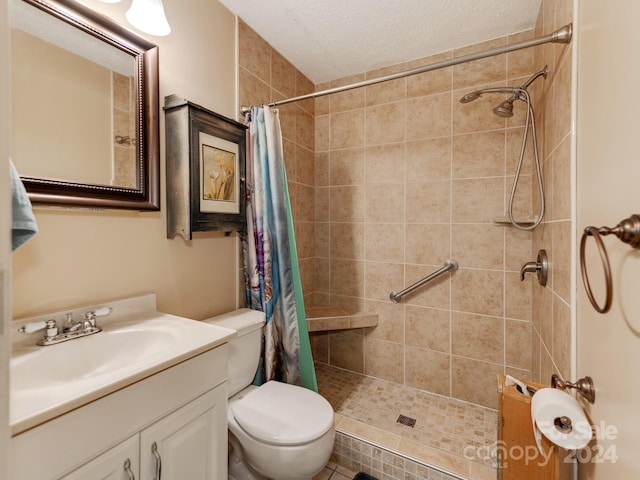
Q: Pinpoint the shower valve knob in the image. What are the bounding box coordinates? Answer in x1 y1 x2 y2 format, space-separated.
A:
520 249 548 286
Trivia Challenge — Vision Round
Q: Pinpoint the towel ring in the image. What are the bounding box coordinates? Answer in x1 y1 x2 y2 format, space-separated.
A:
580 214 640 314
580 227 612 313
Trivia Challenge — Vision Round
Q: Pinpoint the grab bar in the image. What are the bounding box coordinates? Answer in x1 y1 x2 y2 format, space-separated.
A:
389 259 458 303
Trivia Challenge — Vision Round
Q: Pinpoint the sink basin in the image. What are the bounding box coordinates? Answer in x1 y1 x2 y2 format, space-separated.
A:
10 295 236 435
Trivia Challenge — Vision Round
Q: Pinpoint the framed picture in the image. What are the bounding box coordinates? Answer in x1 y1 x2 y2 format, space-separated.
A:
164 95 248 239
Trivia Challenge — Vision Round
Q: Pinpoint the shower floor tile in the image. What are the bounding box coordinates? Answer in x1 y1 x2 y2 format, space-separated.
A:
316 363 498 479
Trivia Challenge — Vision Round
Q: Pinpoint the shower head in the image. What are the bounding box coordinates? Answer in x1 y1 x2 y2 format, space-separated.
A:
493 99 515 118
458 65 548 117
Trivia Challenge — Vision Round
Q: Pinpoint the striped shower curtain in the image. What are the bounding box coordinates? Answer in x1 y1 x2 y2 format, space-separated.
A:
243 106 317 391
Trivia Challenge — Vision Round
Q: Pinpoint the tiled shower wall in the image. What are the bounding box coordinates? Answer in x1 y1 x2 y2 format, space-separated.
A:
530 0 574 384
310 33 543 410
237 0 574 410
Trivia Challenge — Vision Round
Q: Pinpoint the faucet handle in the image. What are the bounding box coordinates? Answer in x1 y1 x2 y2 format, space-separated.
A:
18 319 58 338
520 249 548 286
84 306 112 327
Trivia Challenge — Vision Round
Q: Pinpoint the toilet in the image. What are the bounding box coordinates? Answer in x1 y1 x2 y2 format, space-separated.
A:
205 309 335 480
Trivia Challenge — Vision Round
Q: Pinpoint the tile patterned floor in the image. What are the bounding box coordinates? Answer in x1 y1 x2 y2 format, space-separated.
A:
316 363 499 479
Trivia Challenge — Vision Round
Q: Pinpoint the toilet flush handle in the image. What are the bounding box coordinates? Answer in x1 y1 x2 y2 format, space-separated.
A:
520 249 548 286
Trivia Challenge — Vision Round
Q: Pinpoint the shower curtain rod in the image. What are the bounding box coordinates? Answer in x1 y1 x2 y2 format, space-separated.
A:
241 24 572 113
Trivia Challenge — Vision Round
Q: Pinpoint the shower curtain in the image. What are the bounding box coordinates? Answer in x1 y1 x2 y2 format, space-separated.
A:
243 106 317 392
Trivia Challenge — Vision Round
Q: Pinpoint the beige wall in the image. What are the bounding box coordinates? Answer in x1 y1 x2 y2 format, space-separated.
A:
11 0 240 321
577 0 640 477
12 30 112 184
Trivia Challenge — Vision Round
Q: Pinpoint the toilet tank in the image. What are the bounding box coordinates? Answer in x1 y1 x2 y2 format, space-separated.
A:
204 308 265 397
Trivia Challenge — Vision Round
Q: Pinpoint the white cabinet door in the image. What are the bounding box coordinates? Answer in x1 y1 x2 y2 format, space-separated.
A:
61 435 139 480
139 385 227 480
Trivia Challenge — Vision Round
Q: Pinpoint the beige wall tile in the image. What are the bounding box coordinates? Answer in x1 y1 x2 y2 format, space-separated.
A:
453 37 507 90
239 67 270 109
364 223 404 263
331 109 365 149
366 102 406 145
364 261 404 303
330 259 364 297
330 74 366 112
451 268 504 317
296 107 315 151
550 135 571 221
507 30 536 80
452 177 504 224
330 186 364 222
405 306 450 353
364 183 404 223
331 222 364 260
451 312 504 364
364 338 404 383
406 51 453 98
311 332 329 364
330 331 365 373
315 221 330 257
451 224 504 270
238 21 270 82
505 272 532 321
271 48 296 98
552 296 571 379
405 345 451 396
405 138 451 182
451 356 503 409
364 299 404 344
406 93 452 140
505 319 533 371
366 77 406 107
552 221 571 303
505 225 533 272
330 148 365 186
452 130 506 179
365 144 406 184
315 115 330 152
405 223 450 266
406 181 451 224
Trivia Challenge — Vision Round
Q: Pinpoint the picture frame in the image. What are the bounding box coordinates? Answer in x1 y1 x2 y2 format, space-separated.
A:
164 95 247 239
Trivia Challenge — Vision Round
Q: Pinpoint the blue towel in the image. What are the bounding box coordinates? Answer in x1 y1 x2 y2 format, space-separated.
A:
10 159 38 251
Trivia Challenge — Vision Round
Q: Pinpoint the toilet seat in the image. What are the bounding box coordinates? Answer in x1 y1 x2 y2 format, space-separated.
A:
231 381 334 446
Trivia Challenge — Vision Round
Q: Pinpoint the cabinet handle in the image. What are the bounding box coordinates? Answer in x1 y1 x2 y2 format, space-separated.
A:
151 441 162 480
123 458 135 480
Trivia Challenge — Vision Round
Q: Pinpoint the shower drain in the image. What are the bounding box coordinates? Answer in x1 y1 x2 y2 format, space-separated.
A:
396 414 416 428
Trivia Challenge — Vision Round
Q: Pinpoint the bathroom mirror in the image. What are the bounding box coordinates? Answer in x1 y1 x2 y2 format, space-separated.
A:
10 0 160 210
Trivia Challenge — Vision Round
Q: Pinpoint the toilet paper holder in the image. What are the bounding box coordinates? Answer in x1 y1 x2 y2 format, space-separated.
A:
551 373 595 404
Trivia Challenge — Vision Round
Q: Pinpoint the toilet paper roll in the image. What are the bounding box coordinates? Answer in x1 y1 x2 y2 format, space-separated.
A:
531 388 592 453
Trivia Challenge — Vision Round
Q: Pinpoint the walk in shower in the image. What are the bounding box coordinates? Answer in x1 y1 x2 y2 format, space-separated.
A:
238 1 575 476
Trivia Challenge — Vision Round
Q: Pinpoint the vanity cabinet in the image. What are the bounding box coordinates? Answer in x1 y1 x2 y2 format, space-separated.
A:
11 345 229 480
61 385 226 480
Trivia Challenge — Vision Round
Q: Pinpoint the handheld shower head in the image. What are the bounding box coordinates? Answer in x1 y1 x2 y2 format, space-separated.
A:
459 91 483 103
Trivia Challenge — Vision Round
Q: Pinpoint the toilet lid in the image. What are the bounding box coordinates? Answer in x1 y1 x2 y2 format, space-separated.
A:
231 381 334 446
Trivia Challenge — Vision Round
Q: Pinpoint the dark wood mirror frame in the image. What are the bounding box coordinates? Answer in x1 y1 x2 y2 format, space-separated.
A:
15 0 160 210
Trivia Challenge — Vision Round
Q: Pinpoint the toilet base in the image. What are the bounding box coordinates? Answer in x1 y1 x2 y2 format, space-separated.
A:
227 430 318 480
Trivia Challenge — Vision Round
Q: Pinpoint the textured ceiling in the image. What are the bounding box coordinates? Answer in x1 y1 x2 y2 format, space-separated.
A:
218 0 542 84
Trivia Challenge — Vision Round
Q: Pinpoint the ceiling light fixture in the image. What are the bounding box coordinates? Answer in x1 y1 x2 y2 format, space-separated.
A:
125 0 171 36
94 0 171 37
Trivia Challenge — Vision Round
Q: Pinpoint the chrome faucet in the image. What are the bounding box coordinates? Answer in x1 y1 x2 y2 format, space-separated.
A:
18 307 112 346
